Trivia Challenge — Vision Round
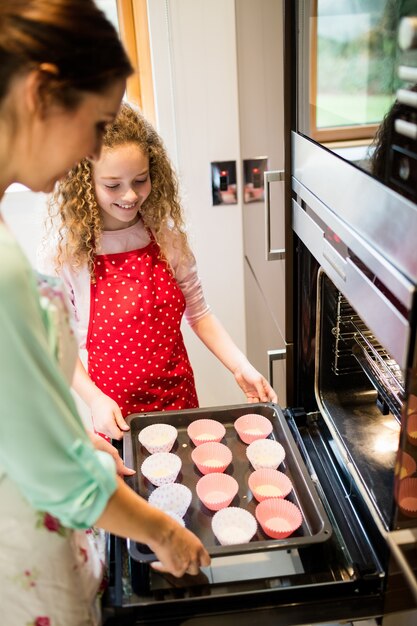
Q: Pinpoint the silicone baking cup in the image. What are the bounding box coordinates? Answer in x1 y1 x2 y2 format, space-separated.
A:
246 438 286 471
148 483 192 518
191 441 232 474
234 413 273 444
256 498 302 539
140 452 182 487
196 472 238 511
398 477 417 518
187 418 226 446
212 507 257 545
138 423 178 454
248 468 293 502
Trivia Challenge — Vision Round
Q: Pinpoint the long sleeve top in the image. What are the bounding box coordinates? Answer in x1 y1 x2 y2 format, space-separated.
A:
0 221 117 529
37 219 211 349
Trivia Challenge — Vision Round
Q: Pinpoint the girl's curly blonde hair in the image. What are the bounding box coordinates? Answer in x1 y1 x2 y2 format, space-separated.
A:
48 102 191 277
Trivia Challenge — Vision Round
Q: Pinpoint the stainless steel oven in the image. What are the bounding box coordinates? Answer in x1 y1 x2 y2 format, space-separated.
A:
103 2 417 624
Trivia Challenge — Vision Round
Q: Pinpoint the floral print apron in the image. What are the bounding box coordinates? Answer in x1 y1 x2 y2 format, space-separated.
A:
0 275 105 626
87 238 198 417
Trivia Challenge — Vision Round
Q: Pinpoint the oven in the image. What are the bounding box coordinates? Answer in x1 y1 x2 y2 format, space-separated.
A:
102 1 417 624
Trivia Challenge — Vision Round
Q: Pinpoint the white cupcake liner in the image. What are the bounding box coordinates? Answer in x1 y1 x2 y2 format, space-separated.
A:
148 483 192 518
246 438 286 471
212 506 257 546
141 452 182 487
138 423 178 454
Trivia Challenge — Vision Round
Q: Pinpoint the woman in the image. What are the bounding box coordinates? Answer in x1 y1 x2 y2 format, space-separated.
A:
0 2 210 625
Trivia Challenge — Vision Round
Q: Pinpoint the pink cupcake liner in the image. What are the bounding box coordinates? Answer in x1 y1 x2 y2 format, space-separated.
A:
256 498 302 539
140 452 182 487
191 441 232 474
196 472 239 511
187 418 226 446
148 483 192 518
234 413 273 444
138 423 178 454
248 468 293 502
398 477 417 518
395 451 417 480
212 507 257 545
407 414 417 447
246 438 286 471
408 393 417 415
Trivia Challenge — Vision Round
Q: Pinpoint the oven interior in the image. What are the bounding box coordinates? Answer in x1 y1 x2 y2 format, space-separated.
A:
316 271 402 532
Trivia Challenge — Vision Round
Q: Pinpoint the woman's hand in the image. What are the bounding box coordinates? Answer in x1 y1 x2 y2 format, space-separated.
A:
90 392 130 440
234 362 278 404
95 480 210 578
87 431 135 477
148 512 211 577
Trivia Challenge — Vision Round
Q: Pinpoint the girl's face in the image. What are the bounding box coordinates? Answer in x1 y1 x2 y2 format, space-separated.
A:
93 143 152 231
21 79 126 193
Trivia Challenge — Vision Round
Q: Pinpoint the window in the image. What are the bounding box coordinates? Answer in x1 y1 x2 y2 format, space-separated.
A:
311 0 398 143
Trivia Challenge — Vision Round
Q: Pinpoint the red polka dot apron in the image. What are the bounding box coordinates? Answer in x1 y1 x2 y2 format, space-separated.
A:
86 238 198 417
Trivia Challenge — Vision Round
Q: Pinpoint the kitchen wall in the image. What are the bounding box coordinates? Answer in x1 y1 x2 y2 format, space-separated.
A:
148 0 285 407
147 0 245 407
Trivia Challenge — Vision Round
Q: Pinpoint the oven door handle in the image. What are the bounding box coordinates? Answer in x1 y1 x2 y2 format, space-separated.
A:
264 169 285 261
386 528 417 603
268 347 286 389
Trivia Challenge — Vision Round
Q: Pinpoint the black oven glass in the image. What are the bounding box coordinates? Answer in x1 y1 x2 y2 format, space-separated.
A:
299 0 417 202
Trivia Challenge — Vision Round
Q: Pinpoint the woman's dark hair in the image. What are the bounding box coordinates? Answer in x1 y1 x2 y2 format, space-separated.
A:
0 0 133 108
370 84 417 182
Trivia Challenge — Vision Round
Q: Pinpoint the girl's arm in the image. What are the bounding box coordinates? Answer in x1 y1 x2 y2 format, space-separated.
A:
72 357 130 439
190 312 278 403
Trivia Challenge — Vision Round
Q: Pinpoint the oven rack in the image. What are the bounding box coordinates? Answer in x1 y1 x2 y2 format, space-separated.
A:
351 320 404 420
332 294 404 420
331 295 364 375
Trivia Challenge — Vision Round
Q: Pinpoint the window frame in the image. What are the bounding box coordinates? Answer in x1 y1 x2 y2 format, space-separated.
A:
116 0 156 125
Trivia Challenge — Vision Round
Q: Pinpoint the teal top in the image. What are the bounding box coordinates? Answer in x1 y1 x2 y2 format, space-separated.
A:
0 222 117 529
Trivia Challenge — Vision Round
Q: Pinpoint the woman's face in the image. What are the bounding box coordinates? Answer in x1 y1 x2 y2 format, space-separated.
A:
22 79 126 193
93 143 152 231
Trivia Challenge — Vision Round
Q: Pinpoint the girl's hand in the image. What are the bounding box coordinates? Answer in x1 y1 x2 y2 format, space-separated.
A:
234 362 278 404
87 431 135 477
148 512 211 577
90 392 130 440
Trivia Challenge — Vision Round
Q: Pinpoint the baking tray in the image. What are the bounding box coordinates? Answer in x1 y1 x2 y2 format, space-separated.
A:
123 403 332 562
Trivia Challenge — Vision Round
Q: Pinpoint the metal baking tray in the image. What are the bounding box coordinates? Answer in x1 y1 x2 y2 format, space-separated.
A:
123 403 332 562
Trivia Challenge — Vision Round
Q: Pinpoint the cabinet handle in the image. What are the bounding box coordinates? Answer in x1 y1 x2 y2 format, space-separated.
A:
268 348 286 389
264 169 285 261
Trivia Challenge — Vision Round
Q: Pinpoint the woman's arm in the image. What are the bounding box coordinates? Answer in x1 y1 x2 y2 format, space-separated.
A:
190 312 277 403
72 357 130 439
96 477 210 576
1 240 209 578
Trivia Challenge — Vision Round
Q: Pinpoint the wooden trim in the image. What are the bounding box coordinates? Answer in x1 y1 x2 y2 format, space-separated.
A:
309 0 376 144
131 0 156 125
116 0 156 125
313 123 379 144
116 0 141 107
309 0 318 139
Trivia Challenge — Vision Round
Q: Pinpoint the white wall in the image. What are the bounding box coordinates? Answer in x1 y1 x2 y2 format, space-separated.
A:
1 186 47 267
148 0 247 407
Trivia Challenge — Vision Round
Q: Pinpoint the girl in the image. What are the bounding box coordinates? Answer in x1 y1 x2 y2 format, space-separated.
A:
0 3 209 624
43 103 277 440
